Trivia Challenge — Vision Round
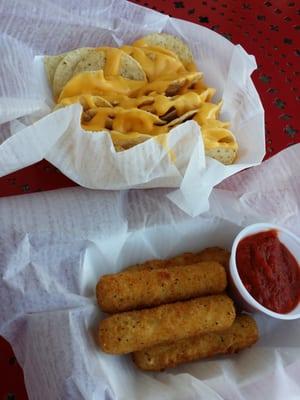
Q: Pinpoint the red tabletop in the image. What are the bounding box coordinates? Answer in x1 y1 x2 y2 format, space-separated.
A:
0 1 299 398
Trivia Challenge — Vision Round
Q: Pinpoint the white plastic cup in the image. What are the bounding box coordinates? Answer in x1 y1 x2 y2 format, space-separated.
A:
229 223 300 320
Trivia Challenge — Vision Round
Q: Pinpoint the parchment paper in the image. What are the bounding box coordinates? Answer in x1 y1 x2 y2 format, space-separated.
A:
0 0 265 216
0 143 299 400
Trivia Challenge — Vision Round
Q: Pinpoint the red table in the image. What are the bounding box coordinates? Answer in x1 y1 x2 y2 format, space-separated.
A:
0 1 299 398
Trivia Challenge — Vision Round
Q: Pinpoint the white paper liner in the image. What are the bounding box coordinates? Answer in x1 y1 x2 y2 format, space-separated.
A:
0 143 299 400
0 0 265 216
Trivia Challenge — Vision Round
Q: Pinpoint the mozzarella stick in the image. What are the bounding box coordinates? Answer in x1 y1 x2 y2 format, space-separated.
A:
196 247 230 269
97 262 227 313
125 252 202 272
125 247 230 272
98 294 235 355
133 315 258 371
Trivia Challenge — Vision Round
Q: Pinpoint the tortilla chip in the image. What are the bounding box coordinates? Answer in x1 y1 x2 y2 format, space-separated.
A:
122 45 186 81
92 96 112 108
201 122 238 165
206 147 237 165
167 109 198 127
160 108 177 122
82 106 167 134
133 33 194 68
73 50 106 76
193 101 223 125
73 49 146 81
52 47 93 99
111 108 166 133
97 94 154 109
165 72 202 96
118 52 146 81
57 95 112 110
110 131 152 150
136 72 202 97
44 51 68 85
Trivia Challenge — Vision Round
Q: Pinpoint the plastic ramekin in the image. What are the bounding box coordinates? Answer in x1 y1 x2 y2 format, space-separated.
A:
229 223 300 320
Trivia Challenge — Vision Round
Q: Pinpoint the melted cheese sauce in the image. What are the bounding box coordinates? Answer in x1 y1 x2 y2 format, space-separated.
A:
121 45 186 81
55 46 237 154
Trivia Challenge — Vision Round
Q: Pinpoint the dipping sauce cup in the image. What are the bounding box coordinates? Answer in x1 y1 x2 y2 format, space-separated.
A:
229 223 300 320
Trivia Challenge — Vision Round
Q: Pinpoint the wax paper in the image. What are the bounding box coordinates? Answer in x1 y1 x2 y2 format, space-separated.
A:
0 0 265 216
0 144 299 400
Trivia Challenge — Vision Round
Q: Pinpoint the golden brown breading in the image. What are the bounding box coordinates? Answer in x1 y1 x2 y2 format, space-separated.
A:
124 252 197 272
97 262 227 313
98 294 235 355
196 247 230 270
125 247 230 272
133 315 258 371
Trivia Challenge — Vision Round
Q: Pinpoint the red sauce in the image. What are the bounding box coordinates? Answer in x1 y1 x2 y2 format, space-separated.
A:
236 229 300 313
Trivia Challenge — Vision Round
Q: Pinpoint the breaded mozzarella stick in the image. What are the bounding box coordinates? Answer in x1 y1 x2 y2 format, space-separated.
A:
133 315 259 371
126 247 230 272
97 261 227 313
98 294 235 354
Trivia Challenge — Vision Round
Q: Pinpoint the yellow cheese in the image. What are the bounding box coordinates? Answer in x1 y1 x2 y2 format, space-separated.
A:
58 70 145 102
55 42 237 156
121 45 186 81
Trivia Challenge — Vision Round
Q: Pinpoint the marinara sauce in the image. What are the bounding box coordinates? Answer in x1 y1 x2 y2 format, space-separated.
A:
236 229 300 313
